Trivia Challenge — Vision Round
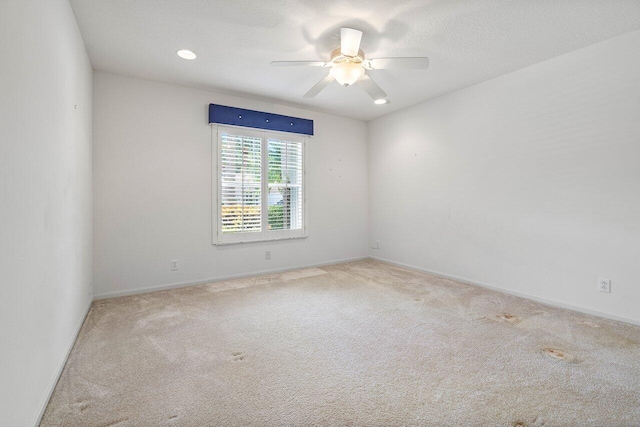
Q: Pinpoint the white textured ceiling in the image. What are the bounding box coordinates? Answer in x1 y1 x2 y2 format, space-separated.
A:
70 0 640 121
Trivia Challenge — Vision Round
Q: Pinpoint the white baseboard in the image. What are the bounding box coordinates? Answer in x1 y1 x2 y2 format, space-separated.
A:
33 296 93 427
370 255 640 327
93 256 370 300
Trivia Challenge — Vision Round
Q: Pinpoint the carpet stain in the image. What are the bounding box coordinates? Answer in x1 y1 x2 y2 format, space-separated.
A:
497 313 521 324
513 416 547 427
231 351 246 362
542 347 574 362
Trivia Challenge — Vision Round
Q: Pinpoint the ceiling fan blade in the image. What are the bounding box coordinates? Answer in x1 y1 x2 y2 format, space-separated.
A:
366 57 430 70
340 27 363 57
357 74 387 101
304 74 335 98
270 61 328 67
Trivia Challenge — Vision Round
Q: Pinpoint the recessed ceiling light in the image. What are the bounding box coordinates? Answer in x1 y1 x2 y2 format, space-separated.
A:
177 49 197 60
374 99 388 105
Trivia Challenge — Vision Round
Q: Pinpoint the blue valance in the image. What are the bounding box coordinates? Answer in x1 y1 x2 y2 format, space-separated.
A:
208 104 314 136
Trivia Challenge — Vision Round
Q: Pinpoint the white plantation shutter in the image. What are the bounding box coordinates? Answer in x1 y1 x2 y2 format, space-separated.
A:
267 138 303 231
220 132 262 234
216 126 305 244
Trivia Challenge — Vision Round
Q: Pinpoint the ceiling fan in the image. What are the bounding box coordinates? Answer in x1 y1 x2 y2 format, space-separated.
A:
270 27 429 104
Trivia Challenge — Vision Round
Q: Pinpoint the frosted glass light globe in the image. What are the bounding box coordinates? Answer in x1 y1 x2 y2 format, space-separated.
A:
330 62 365 86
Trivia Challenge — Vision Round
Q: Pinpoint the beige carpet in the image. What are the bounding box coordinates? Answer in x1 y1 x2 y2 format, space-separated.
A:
41 260 640 426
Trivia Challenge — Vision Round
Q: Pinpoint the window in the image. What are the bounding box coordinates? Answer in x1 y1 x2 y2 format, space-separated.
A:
215 126 306 244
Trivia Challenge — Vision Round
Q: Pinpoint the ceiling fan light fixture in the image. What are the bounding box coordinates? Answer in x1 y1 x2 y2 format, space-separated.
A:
270 27 428 100
330 62 364 87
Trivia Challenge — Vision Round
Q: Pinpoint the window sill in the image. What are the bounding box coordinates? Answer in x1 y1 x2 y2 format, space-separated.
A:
214 235 308 246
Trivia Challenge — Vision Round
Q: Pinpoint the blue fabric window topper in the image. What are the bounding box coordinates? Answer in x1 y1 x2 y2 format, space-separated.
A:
208 104 313 136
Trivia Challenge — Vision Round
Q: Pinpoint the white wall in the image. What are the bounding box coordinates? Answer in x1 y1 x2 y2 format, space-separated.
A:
0 0 93 425
93 72 368 297
368 30 640 324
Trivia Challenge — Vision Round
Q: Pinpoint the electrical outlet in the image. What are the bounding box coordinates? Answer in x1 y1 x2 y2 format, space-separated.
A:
171 259 178 271
598 278 611 293
265 251 271 260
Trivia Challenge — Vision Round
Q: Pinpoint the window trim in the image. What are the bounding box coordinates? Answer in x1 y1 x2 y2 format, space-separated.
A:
212 124 308 246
